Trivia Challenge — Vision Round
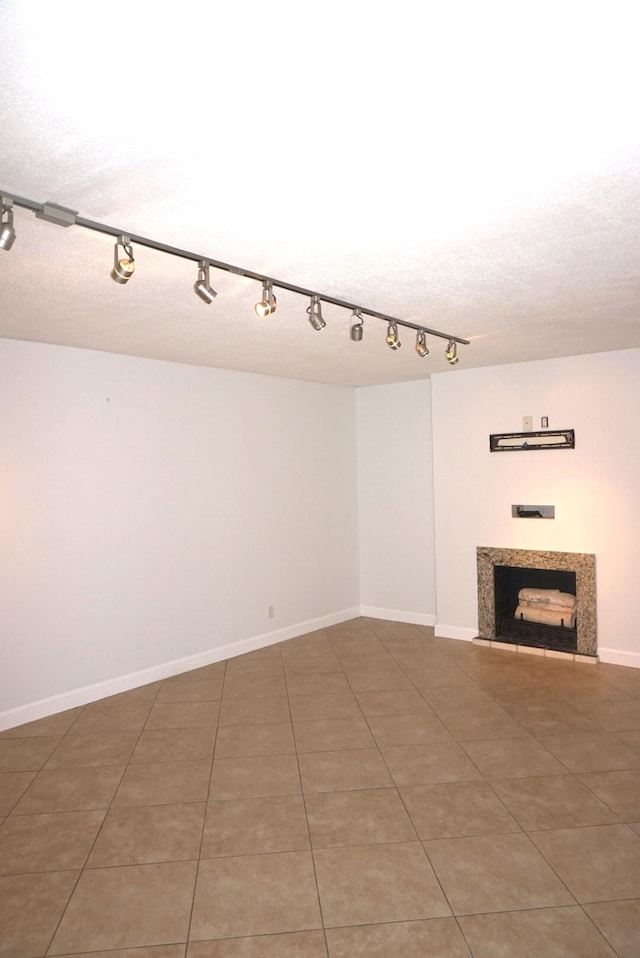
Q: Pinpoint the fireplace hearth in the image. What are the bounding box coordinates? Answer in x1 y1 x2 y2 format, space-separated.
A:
477 547 597 657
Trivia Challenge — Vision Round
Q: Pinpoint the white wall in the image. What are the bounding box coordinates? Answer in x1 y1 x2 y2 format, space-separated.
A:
431 348 640 665
356 380 437 624
0 340 360 727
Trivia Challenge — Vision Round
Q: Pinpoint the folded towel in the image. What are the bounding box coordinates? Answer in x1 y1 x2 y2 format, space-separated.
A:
515 604 576 628
519 599 578 615
518 588 576 610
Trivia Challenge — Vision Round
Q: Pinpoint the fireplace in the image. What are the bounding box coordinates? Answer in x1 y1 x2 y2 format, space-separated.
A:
477 547 597 657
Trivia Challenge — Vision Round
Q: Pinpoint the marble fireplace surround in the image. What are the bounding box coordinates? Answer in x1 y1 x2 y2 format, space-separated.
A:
477 547 597 657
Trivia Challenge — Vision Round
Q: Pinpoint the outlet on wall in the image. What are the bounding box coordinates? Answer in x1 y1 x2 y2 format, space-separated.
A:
268 605 275 619
523 416 533 431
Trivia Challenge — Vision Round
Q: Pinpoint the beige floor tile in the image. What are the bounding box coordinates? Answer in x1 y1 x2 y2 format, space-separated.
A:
87 803 205 866
283 653 343 675
53 947 185 958
130 728 216 764
113 761 211 807
615 729 640 753
70 705 151 734
49 861 197 954
284 672 351 696
405 667 476 690
187 931 327 957
344 669 413 692
459 905 617 957
156 678 223 703
355 689 432 717
293 718 374 753
325 918 473 957
440 709 531 741
314 841 450 926
573 699 640 731
218 696 290 726
288 693 360 722
368 713 452 748
333 653 398 673
305 787 417 847
221 674 287 700
0 770 36 814
585 899 640 958
578 769 640 820
492 774 620 830
0 708 82 739
201 795 309 856
539 731 640 772
190 852 321 939
529 824 640 901
224 658 284 679
424 832 574 915
0 809 105 873
0 870 79 958
209 754 300 799
214 722 295 758
388 650 453 671
46 731 139 768
145 702 220 730
381 742 483 786
14 765 124 813
462 737 567 779
400 781 520 839
501 700 601 735
298 748 392 793
0 736 60 772
90 684 161 709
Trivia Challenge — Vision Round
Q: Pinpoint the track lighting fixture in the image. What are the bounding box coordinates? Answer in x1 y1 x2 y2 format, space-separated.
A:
350 310 364 342
0 197 16 251
111 235 135 284
416 330 429 357
1 190 470 363
307 295 326 331
255 282 277 317
194 260 217 304
386 321 401 350
446 340 459 365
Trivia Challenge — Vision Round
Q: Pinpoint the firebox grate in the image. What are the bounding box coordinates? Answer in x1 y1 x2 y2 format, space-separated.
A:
496 613 578 653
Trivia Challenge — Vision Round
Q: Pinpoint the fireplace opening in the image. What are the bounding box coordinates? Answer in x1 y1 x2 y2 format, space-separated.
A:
494 565 578 652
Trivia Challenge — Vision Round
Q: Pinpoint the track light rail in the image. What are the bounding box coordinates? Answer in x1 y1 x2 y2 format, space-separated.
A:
2 190 470 347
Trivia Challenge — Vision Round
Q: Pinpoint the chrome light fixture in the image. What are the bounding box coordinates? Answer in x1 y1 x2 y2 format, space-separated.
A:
194 260 217 304
307 294 326 331
416 330 429 357
255 281 277 317
350 310 364 342
446 340 459 365
386 321 401 350
0 197 16 251
111 235 135 284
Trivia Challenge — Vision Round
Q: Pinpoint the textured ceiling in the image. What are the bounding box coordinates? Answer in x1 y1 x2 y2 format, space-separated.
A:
1 1 639 386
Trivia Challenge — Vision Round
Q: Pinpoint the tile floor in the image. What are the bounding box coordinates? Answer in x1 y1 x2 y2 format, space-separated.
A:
1 617 640 957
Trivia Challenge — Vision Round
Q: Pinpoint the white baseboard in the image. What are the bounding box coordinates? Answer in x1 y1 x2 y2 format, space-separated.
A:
597 647 640 669
359 606 437 627
434 624 477 642
0 606 361 733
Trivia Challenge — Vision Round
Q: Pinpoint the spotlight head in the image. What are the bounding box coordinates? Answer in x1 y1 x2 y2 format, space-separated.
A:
111 235 135 284
307 294 326 331
0 199 16 251
194 260 217 304
445 340 459 365
350 310 364 342
416 330 429 358
255 282 277 317
386 321 401 350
